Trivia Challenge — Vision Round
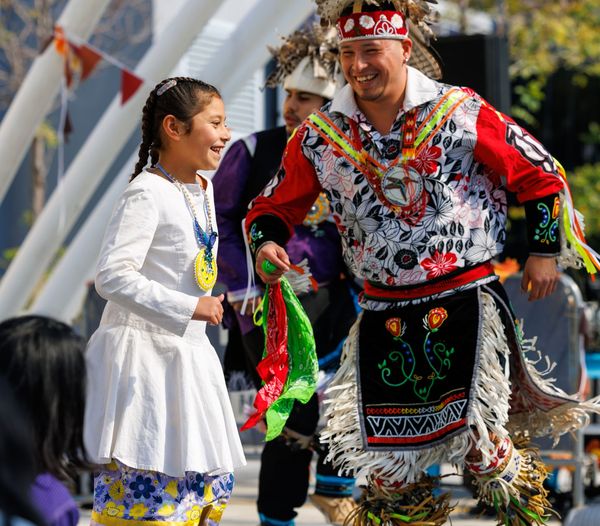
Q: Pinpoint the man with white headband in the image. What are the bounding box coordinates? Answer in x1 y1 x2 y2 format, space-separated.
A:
245 0 600 524
213 25 358 526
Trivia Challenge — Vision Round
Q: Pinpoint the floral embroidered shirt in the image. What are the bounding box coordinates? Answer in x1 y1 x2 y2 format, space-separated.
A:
247 66 565 308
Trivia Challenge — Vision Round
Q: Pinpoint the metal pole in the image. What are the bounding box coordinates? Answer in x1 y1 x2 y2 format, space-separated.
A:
496 0 508 37
204 0 313 98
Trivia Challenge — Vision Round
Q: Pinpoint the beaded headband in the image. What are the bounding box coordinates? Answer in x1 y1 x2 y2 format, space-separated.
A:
337 10 408 42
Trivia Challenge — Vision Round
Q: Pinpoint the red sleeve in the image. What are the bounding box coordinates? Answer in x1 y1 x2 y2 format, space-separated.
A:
245 124 322 239
474 100 564 203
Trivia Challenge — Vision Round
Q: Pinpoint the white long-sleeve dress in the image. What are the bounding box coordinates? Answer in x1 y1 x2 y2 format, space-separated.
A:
84 170 245 478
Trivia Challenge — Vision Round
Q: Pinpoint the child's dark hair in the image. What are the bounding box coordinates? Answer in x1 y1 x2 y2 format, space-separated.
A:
0 377 43 526
0 316 89 482
131 77 221 180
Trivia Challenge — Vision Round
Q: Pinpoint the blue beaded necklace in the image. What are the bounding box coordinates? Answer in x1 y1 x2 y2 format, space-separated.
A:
155 162 218 290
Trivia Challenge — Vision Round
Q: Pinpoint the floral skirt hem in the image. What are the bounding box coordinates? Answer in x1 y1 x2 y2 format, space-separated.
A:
93 460 234 526
91 510 201 526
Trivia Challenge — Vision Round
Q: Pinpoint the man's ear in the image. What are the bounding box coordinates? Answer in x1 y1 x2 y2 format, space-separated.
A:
161 115 183 141
401 38 413 63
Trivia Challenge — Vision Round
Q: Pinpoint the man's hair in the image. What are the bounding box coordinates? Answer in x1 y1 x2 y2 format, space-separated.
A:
341 1 397 16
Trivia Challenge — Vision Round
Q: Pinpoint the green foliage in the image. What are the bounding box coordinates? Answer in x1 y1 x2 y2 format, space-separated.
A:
36 120 58 149
0 247 18 270
507 1 600 122
569 163 600 241
580 122 600 146
449 1 600 124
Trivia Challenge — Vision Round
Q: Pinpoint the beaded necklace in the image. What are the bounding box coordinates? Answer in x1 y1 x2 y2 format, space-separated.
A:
155 163 218 291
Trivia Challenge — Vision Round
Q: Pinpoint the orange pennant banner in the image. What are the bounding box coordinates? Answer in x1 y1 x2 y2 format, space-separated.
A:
54 27 68 56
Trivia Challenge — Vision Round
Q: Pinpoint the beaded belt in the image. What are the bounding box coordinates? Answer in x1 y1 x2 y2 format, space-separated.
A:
363 262 495 301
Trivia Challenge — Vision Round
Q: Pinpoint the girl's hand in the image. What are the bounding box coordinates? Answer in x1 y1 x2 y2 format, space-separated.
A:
256 242 290 284
193 294 225 325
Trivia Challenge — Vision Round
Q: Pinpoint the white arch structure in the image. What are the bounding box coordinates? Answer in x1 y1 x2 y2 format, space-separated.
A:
0 0 113 203
14 0 314 322
29 154 133 321
0 0 223 320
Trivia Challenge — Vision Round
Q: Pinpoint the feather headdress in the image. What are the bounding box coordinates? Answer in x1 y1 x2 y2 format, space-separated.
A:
315 0 441 79
316 0 438 32
265 24 339 90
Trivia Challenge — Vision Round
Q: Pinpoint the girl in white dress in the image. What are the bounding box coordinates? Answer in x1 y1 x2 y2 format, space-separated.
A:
84 77 246 526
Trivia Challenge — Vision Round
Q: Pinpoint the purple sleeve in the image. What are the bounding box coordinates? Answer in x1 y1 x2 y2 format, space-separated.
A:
214 139 255 292
287 222 345 284
30 474 79 526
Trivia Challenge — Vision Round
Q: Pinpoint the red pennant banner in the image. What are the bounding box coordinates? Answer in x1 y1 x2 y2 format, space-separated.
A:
121 70 143 105
71 44 102 81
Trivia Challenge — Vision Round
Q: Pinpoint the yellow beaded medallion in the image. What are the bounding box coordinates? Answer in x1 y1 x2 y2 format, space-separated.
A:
195 248 218 291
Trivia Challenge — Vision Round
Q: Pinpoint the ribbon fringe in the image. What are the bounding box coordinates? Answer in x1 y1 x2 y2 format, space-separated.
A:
554 162 600 274
345 477 453 526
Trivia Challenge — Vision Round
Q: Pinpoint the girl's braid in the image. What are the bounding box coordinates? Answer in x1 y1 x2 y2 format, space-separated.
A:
130 84 160 181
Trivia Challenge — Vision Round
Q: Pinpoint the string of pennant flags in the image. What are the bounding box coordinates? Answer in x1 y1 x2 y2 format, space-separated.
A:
49 26 150 232
53 26 145 106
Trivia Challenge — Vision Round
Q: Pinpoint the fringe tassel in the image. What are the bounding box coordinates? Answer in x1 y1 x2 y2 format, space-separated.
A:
467 439 553 526
554 160 600 274
321 292 512 484
344 477 453 526
284 259 318 295
508 329 600 443
468 293 512 466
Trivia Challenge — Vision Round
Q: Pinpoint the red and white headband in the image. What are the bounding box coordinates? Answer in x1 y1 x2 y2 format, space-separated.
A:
336 10 408 42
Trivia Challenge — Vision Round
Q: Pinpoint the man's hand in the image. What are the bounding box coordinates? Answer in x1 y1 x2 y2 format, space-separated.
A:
230 300 255 317
193 294 225 325
256 242 290 284
521 255 559 301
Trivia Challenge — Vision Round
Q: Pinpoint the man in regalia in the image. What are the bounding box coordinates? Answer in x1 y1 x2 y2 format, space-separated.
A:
245 1 600 524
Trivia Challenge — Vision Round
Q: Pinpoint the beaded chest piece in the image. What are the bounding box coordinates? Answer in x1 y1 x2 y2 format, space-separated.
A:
155 163 218 291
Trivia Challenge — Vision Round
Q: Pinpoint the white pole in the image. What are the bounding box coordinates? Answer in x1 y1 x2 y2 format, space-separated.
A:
0 0 113 203
16 0 313 322
205 0 313 98
28 154 133 323
0 0 222 320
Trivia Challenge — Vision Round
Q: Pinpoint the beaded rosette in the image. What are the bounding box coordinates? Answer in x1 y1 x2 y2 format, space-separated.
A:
194 247 217 291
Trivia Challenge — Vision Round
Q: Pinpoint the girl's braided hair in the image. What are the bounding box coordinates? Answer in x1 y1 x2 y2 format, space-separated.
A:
131 77 221 181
